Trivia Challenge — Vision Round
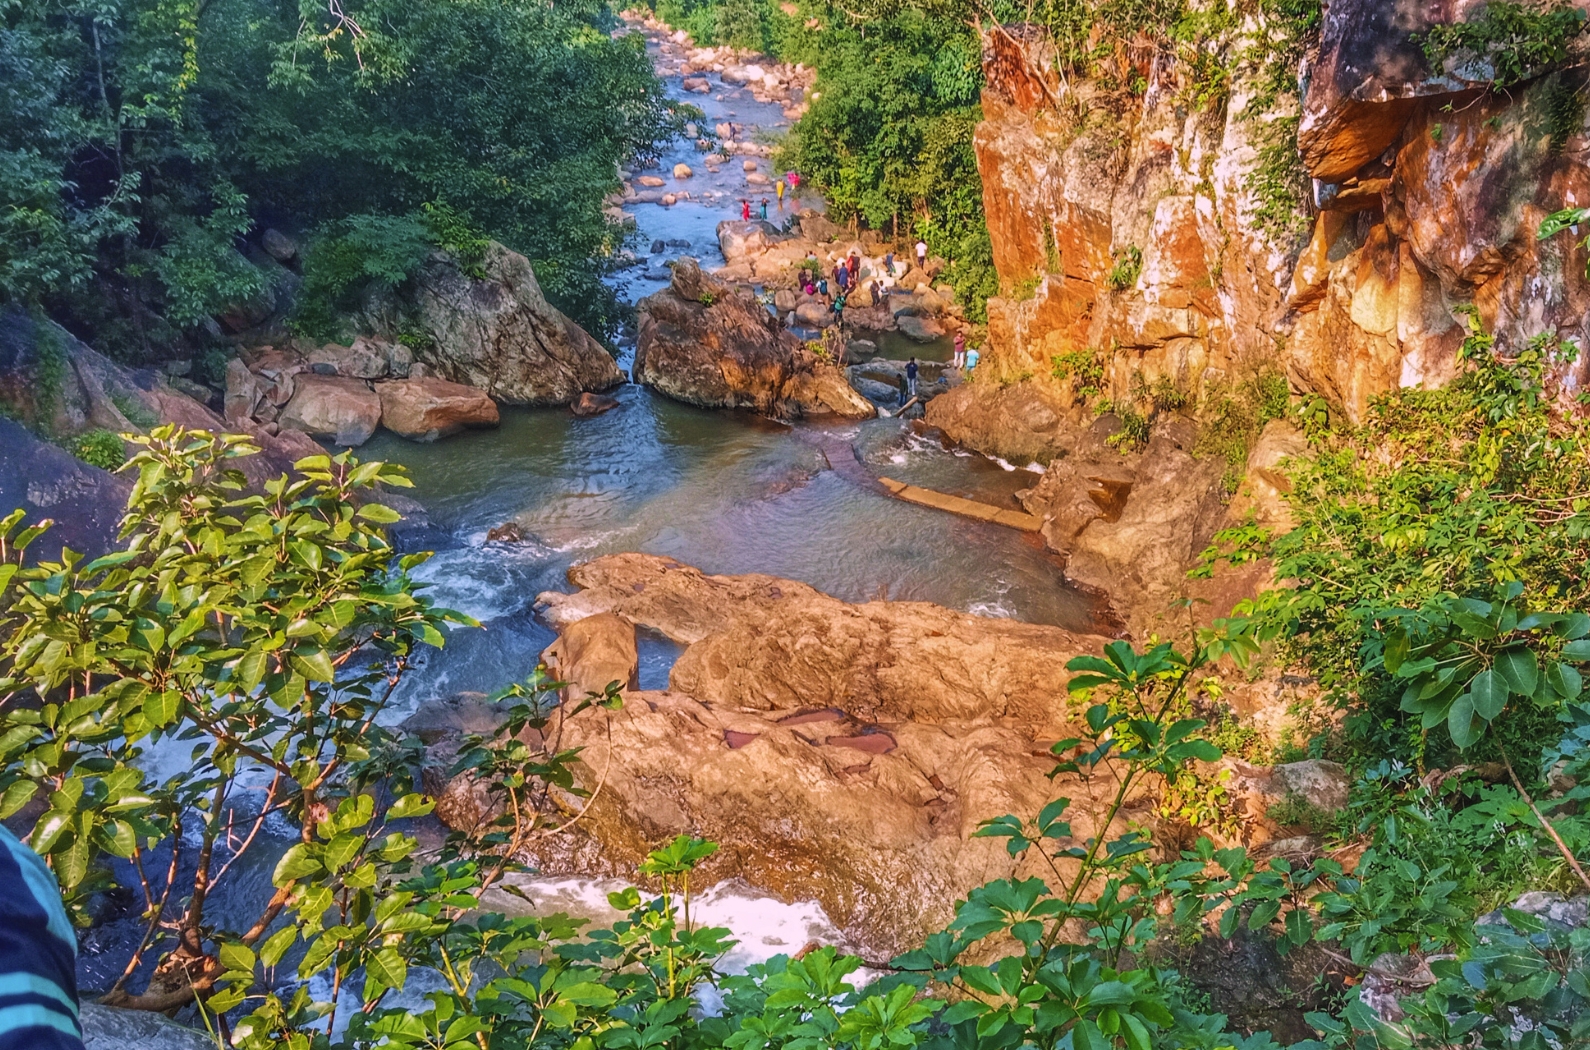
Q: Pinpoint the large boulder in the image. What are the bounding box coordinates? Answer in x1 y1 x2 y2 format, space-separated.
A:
377 377 499 441
401 242 623 405
81 1002 212 1050
541 611 639 698
277 375 383 446
717 219 789 263
0 416 131 558
411 554 1131 956
633 259 874 420
535 553 1108 736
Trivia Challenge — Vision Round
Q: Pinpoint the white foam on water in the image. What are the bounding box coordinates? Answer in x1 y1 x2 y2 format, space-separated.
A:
484 874 854 975
967 599 1017 619
408 546 544 621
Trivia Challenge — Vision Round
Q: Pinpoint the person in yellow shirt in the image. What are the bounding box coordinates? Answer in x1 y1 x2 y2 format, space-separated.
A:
775 178 786 206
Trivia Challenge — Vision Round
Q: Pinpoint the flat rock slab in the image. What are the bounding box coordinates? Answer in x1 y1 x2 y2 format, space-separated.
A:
878 476 1042 531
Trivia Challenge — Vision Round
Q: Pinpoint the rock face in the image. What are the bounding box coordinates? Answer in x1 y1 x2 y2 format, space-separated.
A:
278 374 383 446
401 242 623 405
80 1002 212 1050
457 554 1119 955
968 9 1590 428
0 416 131 557
377 377 499 441
633 259 874 420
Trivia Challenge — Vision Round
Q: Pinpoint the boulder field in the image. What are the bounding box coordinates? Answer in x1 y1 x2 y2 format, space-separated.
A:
410 554 1349 958
223 241 623 445
633 259 874 420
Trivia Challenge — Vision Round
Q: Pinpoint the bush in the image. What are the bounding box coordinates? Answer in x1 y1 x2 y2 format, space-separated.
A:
68 429 127 470
1422 1 1588 89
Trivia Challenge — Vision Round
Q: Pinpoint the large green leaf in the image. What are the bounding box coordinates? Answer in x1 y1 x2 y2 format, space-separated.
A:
1494 647 1539 697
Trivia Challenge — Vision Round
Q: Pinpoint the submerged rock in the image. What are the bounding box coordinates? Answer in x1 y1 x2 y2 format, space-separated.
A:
633 259 873 420
571 391 621 417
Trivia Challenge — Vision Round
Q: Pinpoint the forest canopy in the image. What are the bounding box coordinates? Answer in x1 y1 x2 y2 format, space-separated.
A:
0 0 679 351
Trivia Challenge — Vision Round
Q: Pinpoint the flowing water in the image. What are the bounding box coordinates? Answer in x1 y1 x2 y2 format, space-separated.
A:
85 26 1101 1001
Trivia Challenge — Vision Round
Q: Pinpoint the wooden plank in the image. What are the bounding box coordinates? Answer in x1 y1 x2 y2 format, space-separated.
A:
876 477 1043 532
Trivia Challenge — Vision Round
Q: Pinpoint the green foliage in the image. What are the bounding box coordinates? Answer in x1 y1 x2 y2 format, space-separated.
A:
69 429 128 470
193 347 233 389
1108 408 1151 452
1051 347 1107 403
1247 116 1312 244
1106 245 1143 291
293 213 434 342
2 0 675 346
1422 1 1589 89
1216 317 1590 768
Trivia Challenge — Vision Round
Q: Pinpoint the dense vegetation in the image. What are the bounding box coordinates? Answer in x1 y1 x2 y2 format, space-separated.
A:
1 0 677 354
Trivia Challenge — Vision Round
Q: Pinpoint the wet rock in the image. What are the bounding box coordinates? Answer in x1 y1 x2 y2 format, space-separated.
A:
542 611 639 698
673 163 694 179
895 314 945 342
636 175 666 187
742 159 758 172
633 259 873 420
486 522 525 543
682 76 710 93
377 377 500 441
649 239 666 255
399 242 623 406
0 416 131 558
715 121 733 138
571 391 621 417
278 375 382 446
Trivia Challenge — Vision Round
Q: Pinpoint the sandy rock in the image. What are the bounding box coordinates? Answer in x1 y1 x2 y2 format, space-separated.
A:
715 121 734 138
377 377 500 441
400 242 623 406
637 175 666 187
773 288 798 312
742 159 758 172
717 219 789 263
673 163 694 179
633 259 873 420
682 77 710 93
746 172 771 186
278 375 382 446
503 554 1120 955
542 612 639 698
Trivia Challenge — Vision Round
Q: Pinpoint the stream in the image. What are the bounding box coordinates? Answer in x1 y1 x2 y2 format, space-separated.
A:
81 22 1100 1003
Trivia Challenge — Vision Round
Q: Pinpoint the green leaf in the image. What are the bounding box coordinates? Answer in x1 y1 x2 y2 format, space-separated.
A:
272 843 322 885
364 947 407 997
260 925 297 969
1448 693 1481 749
1546 660 1583 700
1469 668 1507 720
1494 647 1539 697
30 810 74 854
219 941 255 975
291 648 336 683
356 503 402 524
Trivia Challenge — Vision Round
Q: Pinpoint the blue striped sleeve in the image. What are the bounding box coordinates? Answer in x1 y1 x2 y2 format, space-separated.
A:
0 826 83 1050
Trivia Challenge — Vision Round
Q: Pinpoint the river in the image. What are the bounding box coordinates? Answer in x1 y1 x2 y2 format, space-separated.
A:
79 23 1101 1004
362 21 1098 721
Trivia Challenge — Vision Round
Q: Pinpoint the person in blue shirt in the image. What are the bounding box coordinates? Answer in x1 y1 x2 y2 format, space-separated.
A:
906 357 919 396
0 826 84 1050
965 346 980 371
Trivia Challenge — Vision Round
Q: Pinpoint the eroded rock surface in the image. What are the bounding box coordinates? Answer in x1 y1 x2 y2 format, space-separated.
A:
400 242 623 405
377 377 500 441
633 260 874 419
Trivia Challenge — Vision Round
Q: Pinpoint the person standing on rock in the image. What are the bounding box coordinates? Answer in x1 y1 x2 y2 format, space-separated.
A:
884 250 895 276
835 264 849 295
741 198 752 222
953 331 966 368
915 239 928 271
906 357 919 397
776 178 786 206
897 372 909 407
832 293 846 331
846 253 860 285
760 198 770 220
966 345 980 371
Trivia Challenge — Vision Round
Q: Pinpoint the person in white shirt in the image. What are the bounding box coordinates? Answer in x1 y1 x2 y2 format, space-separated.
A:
915 239 928 270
